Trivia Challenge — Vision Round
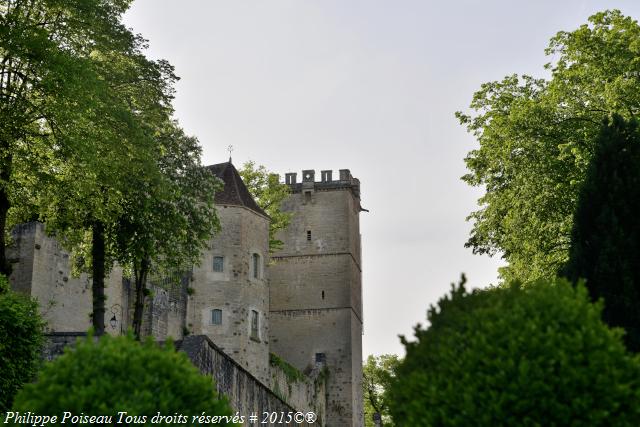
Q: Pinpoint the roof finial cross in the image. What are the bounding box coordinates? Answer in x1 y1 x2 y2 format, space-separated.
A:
227 144 234 162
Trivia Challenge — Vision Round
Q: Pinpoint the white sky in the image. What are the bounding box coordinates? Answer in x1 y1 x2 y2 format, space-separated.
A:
123 0 640 358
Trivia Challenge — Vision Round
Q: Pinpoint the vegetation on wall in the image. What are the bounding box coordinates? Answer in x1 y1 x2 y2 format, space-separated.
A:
388 276 640 426
0 274 44 412
269 352 305 384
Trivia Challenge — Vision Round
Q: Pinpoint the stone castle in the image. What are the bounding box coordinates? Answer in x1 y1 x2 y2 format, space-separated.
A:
8 161 364 427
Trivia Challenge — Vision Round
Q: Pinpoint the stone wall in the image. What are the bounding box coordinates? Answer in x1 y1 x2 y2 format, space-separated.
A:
42 332 87 361
131 271 190 341
268 354 327 424
178 335 325 427
8 222 125 334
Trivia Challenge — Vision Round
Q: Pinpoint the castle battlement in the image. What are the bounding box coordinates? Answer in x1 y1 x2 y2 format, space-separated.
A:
283 169 360 198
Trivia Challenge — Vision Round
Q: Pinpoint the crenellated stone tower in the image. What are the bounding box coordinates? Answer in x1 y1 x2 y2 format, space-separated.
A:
269 169 364 426
187 161 271 384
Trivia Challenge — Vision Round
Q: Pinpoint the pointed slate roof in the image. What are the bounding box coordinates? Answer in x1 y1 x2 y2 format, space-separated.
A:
207 161 268 218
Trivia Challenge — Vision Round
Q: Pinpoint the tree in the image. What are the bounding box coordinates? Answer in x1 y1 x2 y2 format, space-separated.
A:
457 10 640 282
388 276 640 426
111 123 221 339
0 274 43 411
1 0 178 336
0 0 144 276
12 334 235 423
239 161 292 252
363 354 399 427
562 114 640 351
45 37 178 337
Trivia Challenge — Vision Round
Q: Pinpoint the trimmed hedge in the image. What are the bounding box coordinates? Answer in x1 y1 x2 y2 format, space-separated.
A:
13 333 236 425
389 277 640 426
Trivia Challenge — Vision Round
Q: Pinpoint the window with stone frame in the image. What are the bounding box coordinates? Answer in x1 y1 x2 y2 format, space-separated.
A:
213 256 224 272
211 309 222 325
252 253 260 279
250 310 259 339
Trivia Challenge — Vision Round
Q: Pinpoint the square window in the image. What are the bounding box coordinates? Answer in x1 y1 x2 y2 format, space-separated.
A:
211 309 222 325
213 256 224 272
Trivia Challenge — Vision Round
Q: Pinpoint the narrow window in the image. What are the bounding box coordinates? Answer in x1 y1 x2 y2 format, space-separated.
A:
252 253 260 279
213 256 224 272
307 230 311 241
322 290 325 300
251 310 259 339
304 191 311 203
211 309 222 325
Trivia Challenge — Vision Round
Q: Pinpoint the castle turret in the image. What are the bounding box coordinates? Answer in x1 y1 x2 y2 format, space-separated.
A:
187 161 271 384
269 169 364 426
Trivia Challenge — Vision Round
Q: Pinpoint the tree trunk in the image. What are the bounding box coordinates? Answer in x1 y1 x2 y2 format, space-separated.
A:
0 155 12 279
132 257 150 340
91 221 106 335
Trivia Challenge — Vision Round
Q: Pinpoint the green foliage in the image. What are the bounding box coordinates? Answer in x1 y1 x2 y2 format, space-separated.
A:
457 10 640 282
13 334 235 424
269 352 305 383
363 354 399 427
389 276 640 426
113 123 221 277
1 0 165 268
0 274 44 412
1 0 217 336
1 0 180 332
239 161 292 252
109 123 221 338
563 115 640 351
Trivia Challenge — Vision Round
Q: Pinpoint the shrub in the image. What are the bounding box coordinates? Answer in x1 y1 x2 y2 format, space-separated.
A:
388 276 640 426
13 333 235 425
0 274 44 411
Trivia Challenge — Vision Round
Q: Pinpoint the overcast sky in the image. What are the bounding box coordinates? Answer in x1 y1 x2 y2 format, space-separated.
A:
123 1 640 358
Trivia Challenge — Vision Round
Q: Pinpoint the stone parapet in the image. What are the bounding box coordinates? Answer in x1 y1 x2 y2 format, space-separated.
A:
177 335 325 427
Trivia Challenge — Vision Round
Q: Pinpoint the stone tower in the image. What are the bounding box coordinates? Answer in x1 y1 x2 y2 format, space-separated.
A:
187 161 271 384
269 169 364 426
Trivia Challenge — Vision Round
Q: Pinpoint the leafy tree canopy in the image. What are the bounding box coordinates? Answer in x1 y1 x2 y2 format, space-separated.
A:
239 161 291 252
0 0 163 274
110 123 221 338
1 0 192 334
388 276 640 426
457 10 640 281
